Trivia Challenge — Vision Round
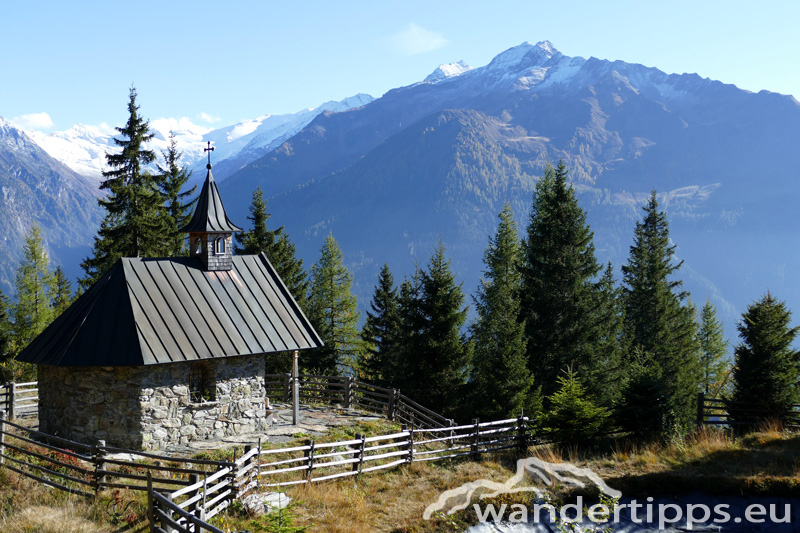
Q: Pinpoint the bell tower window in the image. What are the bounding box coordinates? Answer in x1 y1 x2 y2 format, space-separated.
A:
215 237 225 255
194 237 203 255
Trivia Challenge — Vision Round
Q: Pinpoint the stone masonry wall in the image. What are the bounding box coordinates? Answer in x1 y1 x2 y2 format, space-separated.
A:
38 354 269 451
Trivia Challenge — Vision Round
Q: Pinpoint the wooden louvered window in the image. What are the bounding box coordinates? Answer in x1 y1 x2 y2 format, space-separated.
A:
189 363 215 403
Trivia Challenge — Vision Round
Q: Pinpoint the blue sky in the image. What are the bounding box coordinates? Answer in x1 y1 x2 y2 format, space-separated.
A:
3 0 798 131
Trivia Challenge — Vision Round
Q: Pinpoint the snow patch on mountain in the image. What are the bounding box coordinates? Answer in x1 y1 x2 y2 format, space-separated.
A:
24 94 375 183
424 61 473 83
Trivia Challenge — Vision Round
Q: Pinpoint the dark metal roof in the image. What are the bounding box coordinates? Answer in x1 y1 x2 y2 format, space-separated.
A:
17 254 322 367
179 167 242 233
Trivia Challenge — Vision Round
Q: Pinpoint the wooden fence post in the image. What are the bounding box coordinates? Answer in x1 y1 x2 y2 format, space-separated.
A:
697 392 705 428
517 416 528 454
256 437 262 491
471 418 480 456
304 439 316 481
388 390 397 420
146 471 155 533
447 419 455 449
164 492 176 533
200 475 208 532
407 426 414 464
283 373 292 403
343 377 353 409
351 433 365 475
8 383 15 421
0 409 6 466
94 440 106 494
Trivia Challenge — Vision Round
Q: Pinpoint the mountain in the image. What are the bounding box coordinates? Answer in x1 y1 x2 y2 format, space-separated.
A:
218 41 800 334
0 117 102 294
27 94 375 184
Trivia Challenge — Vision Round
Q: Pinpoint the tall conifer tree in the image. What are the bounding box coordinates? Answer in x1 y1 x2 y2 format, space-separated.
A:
471 204 537 419
406 242 470 416
732 293 799 429
620 191 701 436
80 87 165 289
52 266 72 316
698 300 730 396
360 264 402 387
307 234 361 375
156 131 196 256
235 187 309 310
12 225 56 351
520 161 604 399
0 289 10 367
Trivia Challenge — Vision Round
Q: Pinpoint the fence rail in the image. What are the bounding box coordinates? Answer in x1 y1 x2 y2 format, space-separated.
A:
696 392 800 429
148 415 529 531
0 382 38 420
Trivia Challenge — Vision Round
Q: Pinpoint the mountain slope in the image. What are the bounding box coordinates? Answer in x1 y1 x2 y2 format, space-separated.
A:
219 41 800 332
0 118 102 294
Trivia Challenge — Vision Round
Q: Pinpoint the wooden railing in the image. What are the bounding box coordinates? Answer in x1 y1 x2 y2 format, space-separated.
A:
696 392 800 429
0 381 38 420
264 374 452 429
147 416 529 531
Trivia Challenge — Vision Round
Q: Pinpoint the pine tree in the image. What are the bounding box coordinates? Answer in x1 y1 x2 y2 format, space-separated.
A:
80 87 165 289
731 293 800 430
471 204 537 419
520 161 604 399
52 266 73 316
360 264 402 387
698 300 730 396
156 131 196 256
307 234 361 375
12 225 56 351
620 191 701 436
235 187 309 310
406 241 470 416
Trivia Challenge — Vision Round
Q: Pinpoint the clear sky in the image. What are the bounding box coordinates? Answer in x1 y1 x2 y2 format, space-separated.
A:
3 0 798 132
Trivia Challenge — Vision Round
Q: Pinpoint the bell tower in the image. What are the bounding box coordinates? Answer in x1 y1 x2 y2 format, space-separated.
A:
180 142 242 271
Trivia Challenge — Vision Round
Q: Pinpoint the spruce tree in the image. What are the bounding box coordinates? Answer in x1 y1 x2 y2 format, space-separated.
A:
0 289 10 365
698 300 730 396
52 266 72 316
393 270 423 392
12 225 56 351
471 204 537 419
540 368 610 445
588 263 625 407
156 131 196 256
520 161 604 399
360 264 402 387
235 187 309 310
80 87 165 289
407 242 470 416
307 234 361 375
620 191 701 436
732 293 800 429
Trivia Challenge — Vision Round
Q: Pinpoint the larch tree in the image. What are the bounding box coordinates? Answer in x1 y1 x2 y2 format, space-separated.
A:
11 225 56 351
620 191 701 436
520 161 605 400
360 264 402 387
698 300 730 396
731 293 800 430
235 187 309 310
156 131 196 256
471 204 537 419
307 233 361 375
80 87 165 289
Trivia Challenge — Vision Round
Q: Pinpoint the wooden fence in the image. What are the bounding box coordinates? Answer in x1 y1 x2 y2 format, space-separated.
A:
147 416 529 532
264 373 453 428
0 381 38 420
696 392 800 429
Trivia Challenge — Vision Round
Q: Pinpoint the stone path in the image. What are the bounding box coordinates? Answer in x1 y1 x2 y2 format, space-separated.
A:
164 403 385 455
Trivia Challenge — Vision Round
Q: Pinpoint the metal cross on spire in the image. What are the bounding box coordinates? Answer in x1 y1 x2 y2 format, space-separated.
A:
204 141 215 168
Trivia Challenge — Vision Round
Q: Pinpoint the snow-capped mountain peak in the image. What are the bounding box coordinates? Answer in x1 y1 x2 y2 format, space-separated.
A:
424 61 473 83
